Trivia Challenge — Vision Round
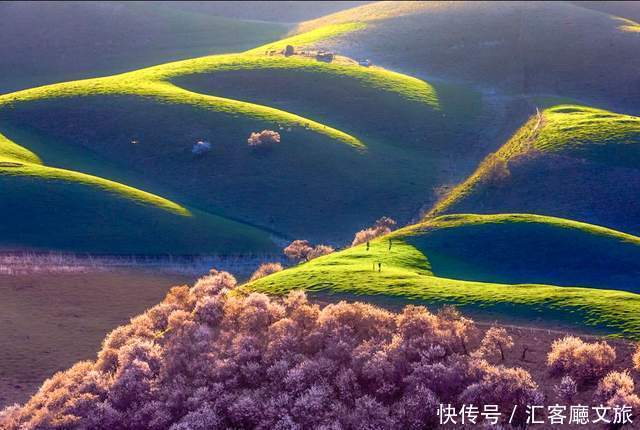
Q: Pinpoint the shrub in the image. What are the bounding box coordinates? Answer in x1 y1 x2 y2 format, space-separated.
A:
248 262 283 282
283 239 312 262
547 336 616 384
554 375 577 402
595 370 640 421
283 44 295 56
607 392 640 425
283 240 334 263
374 216 396 231
352 216 397 246
479 153 510 184
0 271 547 430
459 365 543 428
595 370 635 403
477 326 513 362
247 129 281 147
437 306 477 356
191 140 211 155
306 244 334 260
352 228 381 247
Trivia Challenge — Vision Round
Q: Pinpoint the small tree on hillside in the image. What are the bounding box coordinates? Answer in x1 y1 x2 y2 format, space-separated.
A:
374 216 396 231
192 140 211 155
284 240 313 262
284 240 334 263
249 262 284 282
437 306 476 356
248 130 281 147
478 326 514 362
352 217 397 247
307 244 335 260
554 376 577 403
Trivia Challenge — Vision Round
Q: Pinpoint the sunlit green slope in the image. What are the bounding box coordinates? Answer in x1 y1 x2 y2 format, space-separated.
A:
430 105 640 235
288 1 640 108
248 213 640 338
0 49 486 242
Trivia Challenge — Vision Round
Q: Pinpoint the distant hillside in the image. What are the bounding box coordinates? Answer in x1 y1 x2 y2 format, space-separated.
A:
0 1 288 93
172 1 372 22
429 105 640 235
291 1 640 111
5 1 639 254
573 1 640 22
249 213 640 337
0 51 508 245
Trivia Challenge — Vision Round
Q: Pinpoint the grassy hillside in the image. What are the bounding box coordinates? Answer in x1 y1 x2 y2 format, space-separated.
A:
7 2 633 253
174 1 371 22
572 1 640 23
289 1 640 110
0 131 275 254
430 105 640 235
248 213 640 338
0 50 495 243
0 1 288 93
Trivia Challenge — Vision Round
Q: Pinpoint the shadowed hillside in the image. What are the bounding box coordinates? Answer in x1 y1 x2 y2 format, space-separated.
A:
291 1 640 111
429 105 640 236
2 0 638 254
0 132 276 254
0 1 288 93
172 1 372 22
573 1 640 22
250 213 640 337
0 51 509 245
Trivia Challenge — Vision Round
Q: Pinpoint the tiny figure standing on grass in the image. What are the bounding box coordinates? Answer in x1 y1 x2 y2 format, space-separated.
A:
388 239 392 251
366 241 370 251
378 262 382 272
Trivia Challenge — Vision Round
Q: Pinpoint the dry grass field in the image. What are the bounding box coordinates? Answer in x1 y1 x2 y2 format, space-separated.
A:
0 270 195 407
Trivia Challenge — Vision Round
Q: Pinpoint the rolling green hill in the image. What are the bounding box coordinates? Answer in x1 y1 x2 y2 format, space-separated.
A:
429 105 640 236
0 50 496 244
288 1 640 110
4 1 638 257
0 131 276 254
248 213 640 338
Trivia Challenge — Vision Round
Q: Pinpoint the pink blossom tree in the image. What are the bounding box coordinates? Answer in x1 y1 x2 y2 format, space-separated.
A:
547 336 616 385
478 326 514 362
352 217 397 246
0 271 577 430
554 375 577 403
249 262 283 281
247 129 281 147
283 240 333 263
